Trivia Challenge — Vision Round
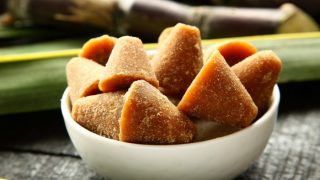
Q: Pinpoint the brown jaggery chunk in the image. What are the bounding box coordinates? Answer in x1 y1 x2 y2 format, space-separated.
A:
66 57 104 104
217 40 257 66
99 36 159 92
119 80 196 144
72 92 125 140
203 40 257 66
178 51 258 128
152 23 203 97
79 35 116 65
232 50 282 113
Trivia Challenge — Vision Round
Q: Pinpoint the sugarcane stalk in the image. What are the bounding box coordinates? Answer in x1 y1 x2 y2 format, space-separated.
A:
199 0 320 23
3 0 318 39
4 0 119 33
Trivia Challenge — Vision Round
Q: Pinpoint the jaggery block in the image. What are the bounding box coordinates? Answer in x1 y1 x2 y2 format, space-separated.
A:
66 57 104 104
178 51 258 128
152 23 203 96
79 35 116 65
99 36 159 92
203 40 257 66
72 92 125 140
119 80 196 144
232 50 282 113
217 40 257 66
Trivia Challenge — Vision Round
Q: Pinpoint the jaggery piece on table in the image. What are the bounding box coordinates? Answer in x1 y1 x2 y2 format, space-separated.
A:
232 50 282 113
72 92 125 140
119 80 196 144
152 23 203 97
203 40 257 66
99 36 158 92
178 51 258 128
79 35 116 65
66 57 104 104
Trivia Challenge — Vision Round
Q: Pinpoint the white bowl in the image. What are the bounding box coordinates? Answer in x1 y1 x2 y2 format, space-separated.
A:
61 85 280 180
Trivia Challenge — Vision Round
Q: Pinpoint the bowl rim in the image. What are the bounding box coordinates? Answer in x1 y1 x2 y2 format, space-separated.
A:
61 85 280 149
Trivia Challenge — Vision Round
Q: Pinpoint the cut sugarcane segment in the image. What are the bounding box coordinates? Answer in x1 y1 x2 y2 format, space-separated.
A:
79 35 116 65
152 23 203 97
119 80 196 144
66 57 104 104
72 92 125 140
99 36 158 92
178 51 258 128
232 50 282 113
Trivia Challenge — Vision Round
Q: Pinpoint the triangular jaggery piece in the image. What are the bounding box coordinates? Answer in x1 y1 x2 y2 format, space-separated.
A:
178 51 258 128
66 57 104 104
99 36 159 92
203 40 257 66
232 50 282 113
72 92 125 140
152 23 203 97
79 35 116 65
119 80 196 144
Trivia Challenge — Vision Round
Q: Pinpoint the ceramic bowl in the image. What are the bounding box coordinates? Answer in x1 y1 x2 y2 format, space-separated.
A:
61 85 280 180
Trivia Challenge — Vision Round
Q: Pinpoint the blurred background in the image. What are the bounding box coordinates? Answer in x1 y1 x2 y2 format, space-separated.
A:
0 0 319 45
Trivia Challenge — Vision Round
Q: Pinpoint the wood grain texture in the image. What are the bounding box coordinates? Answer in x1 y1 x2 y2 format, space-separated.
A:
1 82 320 179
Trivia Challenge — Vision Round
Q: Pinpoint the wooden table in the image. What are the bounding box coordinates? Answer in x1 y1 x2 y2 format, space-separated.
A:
1 82 319 179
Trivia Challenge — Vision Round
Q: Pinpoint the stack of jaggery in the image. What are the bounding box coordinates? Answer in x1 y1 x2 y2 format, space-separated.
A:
66 23 282 145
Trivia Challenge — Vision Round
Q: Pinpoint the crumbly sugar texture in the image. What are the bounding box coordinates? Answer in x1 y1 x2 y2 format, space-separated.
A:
232 50 282 113
178 51 258 128
79 35 116 65
99 36 159 92
66 57 104 104
152 23 203 97
72 92 125 140
119 80 196 144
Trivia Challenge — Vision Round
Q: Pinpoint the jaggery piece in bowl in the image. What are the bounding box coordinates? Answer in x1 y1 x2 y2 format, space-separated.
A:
119 80 196 144
178 51 258 128
99 36 158 92
79 35 116 65
72 92 125 140
203 40 257 66
152 23 203 97
217 40 257 66
232 50 282 113
66 57 104 104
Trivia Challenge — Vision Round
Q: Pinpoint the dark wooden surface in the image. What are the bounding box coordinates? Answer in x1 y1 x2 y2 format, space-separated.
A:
1 82 320 180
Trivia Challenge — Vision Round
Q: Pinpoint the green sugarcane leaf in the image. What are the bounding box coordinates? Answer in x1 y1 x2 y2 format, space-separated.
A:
0 58 69 115
0 39 84 55
0 40 83 115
